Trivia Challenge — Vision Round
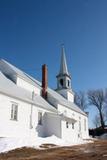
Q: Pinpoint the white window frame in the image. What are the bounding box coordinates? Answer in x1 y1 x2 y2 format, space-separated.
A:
10 103 18 121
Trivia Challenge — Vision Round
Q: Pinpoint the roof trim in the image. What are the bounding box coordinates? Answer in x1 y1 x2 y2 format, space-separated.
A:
0 90 57 113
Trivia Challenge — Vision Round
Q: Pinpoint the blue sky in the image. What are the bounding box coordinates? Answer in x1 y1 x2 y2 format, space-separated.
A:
0 0 107 128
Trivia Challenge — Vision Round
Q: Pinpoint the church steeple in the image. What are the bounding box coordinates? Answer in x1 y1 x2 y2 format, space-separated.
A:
56 45 71 90
56 45 74 102
59 45 69 76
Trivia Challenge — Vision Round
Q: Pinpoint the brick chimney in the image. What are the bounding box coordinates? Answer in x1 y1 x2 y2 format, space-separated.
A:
42 64 48 99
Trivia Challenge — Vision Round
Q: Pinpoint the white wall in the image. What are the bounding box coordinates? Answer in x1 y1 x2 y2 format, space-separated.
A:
17 77 41 95
0 93 32 137
57 104 89 141
57 89 74 103
67 91 74 103
44 113 61 138
61 120 79 142
0 93 53 138
0 92 89 141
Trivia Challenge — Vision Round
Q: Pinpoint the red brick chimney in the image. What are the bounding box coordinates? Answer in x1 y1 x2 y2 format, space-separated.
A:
42 64 48 99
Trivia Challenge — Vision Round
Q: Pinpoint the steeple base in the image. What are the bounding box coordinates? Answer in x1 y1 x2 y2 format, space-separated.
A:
56 88 74 103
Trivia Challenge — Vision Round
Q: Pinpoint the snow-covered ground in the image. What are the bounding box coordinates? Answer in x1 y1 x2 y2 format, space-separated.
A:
0 136 92 153
96 133 107 140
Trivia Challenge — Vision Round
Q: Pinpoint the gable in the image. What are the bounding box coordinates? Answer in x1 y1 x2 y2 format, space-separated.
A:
0 59 41 93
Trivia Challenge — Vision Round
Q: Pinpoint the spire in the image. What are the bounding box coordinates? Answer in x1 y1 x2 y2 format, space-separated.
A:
59 45 69 75
56 45 71 90
56 45 74 102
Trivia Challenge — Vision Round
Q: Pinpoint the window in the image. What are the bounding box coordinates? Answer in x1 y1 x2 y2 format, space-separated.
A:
66 121 69 128
72 123 74 129
60 79 63 86
68 80 70 87
38 112 42 125
78 133 80 138
11 103 18 120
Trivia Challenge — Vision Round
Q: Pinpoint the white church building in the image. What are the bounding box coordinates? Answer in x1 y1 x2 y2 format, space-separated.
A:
0 47 89 143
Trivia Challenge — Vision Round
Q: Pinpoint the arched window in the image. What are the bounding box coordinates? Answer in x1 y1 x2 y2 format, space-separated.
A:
60 79 63 86
68 80 70 87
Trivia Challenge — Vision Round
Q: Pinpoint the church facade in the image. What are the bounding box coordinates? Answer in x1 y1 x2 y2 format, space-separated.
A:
0 47 89 143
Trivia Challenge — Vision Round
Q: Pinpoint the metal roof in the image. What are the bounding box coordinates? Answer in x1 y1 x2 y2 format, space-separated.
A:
0 59 86 116
47 88 87 116
0 71 56 112
0 59 41 89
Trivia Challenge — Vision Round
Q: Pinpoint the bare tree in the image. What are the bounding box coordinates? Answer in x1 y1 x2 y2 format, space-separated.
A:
74 91 87 111
87 89 106 129
93 115 101 128
105 88 107 121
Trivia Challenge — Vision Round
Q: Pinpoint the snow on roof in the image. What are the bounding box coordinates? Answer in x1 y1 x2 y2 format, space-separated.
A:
23 77 86 115
0 59 41 89
0 59 86 115
47 88 86 116
0 71 56 112
27 79 86 115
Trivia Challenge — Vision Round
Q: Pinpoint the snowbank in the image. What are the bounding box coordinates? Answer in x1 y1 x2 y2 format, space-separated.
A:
0 135 92 153
99 133 107 140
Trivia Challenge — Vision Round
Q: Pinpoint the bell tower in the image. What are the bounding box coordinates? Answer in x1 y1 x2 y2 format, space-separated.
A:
56 45 74 102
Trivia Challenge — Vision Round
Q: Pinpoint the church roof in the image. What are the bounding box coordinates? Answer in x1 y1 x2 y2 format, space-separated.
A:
47 88 87 116
0 59 41 89
0 71 56 112
0 59 86 116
